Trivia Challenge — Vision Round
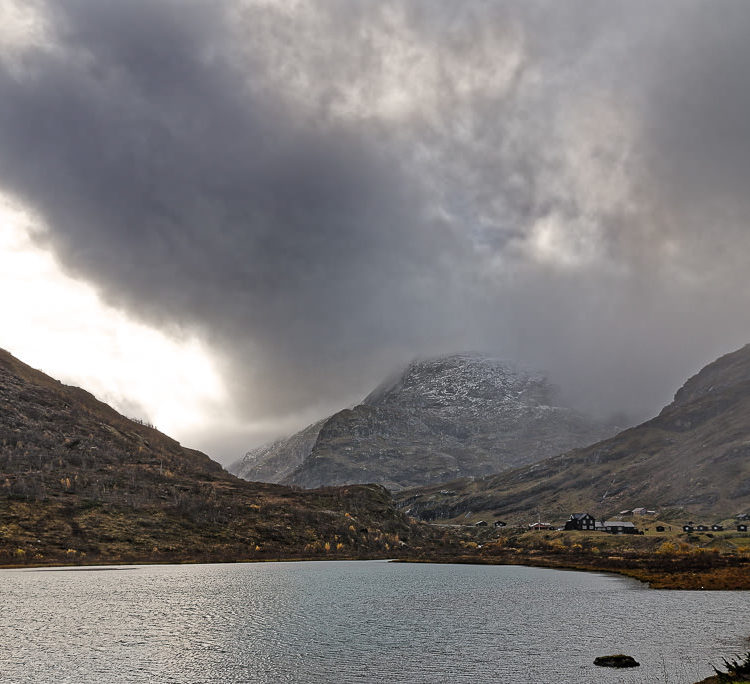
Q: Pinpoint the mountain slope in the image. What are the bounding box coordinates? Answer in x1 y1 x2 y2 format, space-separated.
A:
398 344 750 523
233 419 326 484
0 348 438 565
231 354 614 490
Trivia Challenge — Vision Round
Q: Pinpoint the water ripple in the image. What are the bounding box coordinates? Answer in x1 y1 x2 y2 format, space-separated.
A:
0 561 746 683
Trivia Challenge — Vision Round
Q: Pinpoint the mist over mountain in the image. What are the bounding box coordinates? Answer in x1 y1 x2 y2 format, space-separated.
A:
399 344 750 523
230 354 617 490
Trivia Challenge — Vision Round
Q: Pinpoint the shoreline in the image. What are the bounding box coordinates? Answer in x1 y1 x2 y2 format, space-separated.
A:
3 549 749 589
397 551 750 590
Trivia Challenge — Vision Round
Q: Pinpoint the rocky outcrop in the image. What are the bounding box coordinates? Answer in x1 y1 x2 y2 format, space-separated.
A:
672 344 750 408
231 353 614 490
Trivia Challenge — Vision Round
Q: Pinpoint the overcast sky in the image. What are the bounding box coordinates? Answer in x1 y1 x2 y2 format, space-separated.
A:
2 0 750 464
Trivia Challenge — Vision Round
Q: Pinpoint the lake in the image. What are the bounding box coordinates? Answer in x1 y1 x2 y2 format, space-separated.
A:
0 560 746 683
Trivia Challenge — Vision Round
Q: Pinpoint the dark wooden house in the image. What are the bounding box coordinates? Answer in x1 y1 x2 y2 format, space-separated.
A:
738 524 748 532
655 525 666 532
564 513 597 531
683 525 694 532
711 524 724 531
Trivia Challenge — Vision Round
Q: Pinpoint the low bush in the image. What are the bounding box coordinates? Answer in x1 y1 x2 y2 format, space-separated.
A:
711 651 750 682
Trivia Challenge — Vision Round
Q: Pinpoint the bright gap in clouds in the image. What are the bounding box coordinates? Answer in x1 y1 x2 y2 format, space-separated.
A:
0 192 229 449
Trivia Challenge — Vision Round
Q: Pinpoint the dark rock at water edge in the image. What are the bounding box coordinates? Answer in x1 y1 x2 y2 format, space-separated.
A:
594 654 640 668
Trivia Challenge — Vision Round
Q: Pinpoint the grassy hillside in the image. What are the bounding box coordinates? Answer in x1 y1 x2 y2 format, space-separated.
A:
0 348 441 565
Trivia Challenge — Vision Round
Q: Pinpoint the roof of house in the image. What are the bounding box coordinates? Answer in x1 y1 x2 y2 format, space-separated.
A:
569 513 593 520
603 520 636 528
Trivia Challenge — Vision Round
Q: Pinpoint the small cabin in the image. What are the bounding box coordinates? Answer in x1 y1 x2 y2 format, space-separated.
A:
528 522 553 531
475 520 488 527
494 520 507 528
696 525 709 532
655 525 666 532
683 525 694 532
603 521 638 535
711 524 724 532
564 513 597 531
738 524 748 533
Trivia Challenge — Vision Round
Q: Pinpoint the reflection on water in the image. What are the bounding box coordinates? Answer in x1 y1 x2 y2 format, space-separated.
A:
0 561 746 683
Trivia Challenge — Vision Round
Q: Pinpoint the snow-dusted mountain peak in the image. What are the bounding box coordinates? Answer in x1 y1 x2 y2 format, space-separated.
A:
230 352 613 490
364 353 558 410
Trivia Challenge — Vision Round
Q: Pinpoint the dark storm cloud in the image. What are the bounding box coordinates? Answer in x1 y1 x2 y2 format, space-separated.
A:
2 0 750 456
0 0 469 418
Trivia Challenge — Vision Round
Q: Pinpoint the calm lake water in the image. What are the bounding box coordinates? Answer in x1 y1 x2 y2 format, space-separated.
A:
0 560 747 683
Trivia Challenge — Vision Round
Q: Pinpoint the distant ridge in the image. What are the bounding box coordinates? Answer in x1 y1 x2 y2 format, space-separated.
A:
231 353 615 490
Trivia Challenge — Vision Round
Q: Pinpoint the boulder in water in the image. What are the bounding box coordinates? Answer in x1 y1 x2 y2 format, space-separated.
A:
594 654 640 668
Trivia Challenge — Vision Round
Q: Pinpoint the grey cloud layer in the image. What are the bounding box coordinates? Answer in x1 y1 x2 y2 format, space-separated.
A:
2 1 750 454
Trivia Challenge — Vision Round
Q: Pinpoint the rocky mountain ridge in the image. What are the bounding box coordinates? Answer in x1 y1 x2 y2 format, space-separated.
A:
231 353 615 490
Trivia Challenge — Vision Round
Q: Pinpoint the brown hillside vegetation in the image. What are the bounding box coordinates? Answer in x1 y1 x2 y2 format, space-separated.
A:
398 526 750 590
398 344 750 525
0 348 443 565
